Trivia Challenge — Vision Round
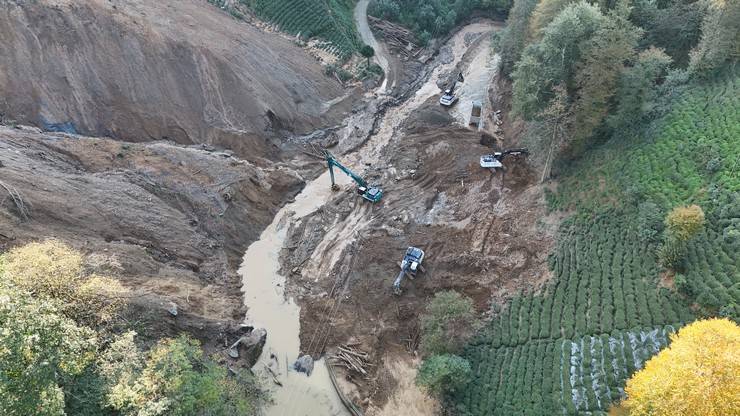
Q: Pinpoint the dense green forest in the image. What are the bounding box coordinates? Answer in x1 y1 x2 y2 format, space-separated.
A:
369 0 513 43
440 0 739 414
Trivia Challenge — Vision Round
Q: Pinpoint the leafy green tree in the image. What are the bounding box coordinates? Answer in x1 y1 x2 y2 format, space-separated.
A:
99 333 262 416
370 0 401 20
689 0 740 76
498 0 540 75
665 204 705 241
512 1 606 118
359 45 375 66
621 319 740 416
416 354 472 396
1 241 265 415
0 285 98 416
631 0 705 67
420 291 479 355
570 1 642 153
369 0 512 40
528 0 575 38
3 240 126 326
608 47 673 130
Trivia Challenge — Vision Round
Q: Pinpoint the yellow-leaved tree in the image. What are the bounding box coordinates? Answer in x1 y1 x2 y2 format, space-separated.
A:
618 318 740 416
3 240 127 325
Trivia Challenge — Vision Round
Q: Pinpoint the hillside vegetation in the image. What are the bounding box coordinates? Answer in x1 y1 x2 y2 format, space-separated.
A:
618 318 740 416
238 0 361 59
0 241 265 416
370 0 513 43
436 0 740 414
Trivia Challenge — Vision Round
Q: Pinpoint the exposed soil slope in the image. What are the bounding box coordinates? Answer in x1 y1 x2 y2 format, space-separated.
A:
0 0 351 159
0 125 303 346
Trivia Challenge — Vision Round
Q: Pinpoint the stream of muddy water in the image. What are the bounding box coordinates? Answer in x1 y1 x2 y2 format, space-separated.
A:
239 22 497 416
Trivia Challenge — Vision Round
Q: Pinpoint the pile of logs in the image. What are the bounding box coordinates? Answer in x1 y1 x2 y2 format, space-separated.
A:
368 16 422 58
329 343 372 376
403 323 421 353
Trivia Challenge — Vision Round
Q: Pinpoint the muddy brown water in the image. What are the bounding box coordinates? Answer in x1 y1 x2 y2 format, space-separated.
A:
239 22 498 416
240 171 351 416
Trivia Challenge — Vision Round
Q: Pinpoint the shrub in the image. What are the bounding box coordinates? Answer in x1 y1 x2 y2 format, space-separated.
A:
99 333 263 416
673 274 693 296
416 354 471 396
658 235 686 269
664 205 705 242
420 291 479 355
622 319 740 416
637 201 664 242
719 303 738 321
324 64 353 82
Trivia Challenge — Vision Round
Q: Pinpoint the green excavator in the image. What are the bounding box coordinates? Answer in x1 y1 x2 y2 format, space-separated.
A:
324 150 383 203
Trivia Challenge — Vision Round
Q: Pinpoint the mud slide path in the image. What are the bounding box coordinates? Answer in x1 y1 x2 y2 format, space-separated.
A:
239 23 497 416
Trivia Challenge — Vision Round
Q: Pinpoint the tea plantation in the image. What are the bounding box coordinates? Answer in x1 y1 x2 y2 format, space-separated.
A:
247 0 360 59
452 73 739 415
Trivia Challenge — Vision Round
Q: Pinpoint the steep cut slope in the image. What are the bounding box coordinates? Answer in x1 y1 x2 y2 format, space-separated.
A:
0 125 303 345
0 0 351 159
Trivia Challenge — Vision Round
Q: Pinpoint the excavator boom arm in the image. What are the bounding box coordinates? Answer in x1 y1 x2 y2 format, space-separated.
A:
327 158 367 188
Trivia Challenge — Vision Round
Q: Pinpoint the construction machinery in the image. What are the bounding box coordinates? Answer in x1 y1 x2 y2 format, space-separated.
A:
324 151 383 203
469 101 482 127
392 247 425 295
480 148 529 171
439 83 458 106
439 72 464 106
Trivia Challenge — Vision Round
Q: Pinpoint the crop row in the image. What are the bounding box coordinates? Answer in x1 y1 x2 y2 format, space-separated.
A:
544 74 739 313
460 212 693 414
470 214 693 351
250 0 360 59
456 325 676 416
682 192 739 314
548 72 739 212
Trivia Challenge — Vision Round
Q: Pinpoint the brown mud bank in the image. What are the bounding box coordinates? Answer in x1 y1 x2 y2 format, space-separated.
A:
0 0 353 161
0 125 303 349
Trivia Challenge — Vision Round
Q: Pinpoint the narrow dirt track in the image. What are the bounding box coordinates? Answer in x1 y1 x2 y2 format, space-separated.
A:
354 0 394 93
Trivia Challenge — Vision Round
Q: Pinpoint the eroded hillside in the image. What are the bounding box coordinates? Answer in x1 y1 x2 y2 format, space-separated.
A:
0 125 303 347
0 0 352 160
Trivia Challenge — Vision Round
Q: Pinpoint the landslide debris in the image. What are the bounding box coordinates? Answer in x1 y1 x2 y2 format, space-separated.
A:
0 0 352 160
0 125 303 348
283 115 560 413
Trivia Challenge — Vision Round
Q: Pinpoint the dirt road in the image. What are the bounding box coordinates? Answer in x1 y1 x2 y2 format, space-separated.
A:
354 0 393 93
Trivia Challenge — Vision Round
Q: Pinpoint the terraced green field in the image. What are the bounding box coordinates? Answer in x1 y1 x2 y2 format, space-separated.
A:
247 0 360 59
453 73 739 415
